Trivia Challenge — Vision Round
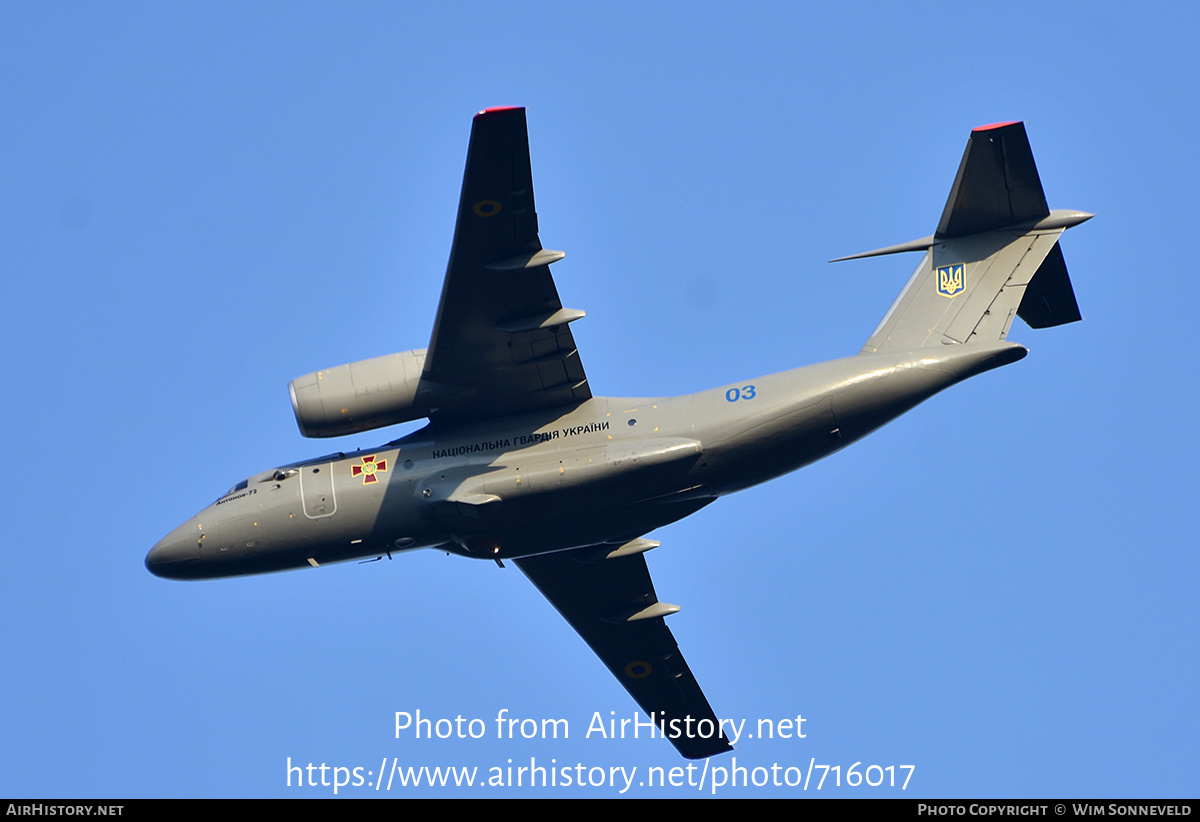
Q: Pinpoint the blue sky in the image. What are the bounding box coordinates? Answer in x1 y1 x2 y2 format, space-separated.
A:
3 2 1198 798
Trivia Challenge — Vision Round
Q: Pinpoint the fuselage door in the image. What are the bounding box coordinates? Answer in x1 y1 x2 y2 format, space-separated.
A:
300 463 337 519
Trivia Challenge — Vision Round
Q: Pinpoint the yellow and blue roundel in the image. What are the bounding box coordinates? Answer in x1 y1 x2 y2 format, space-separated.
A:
624 661 652 679
472 199 502 217
937 264 965 297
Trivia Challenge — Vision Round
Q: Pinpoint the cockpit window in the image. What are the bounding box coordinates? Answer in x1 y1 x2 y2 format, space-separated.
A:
222 479 250 498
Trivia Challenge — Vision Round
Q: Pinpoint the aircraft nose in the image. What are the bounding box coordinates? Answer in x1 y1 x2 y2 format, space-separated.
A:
146 521 202 579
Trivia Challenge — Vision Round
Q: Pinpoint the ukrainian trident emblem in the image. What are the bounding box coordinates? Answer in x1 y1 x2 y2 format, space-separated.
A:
351 454 388 485
936 264 965 298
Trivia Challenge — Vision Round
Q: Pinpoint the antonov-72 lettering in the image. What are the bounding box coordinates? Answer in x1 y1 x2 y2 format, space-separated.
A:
147 109 1090 759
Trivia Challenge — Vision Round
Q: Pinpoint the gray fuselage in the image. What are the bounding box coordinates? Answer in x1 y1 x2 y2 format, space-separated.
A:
146 342 1023 580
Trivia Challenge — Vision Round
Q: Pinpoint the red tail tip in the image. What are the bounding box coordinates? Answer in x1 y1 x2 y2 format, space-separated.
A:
475 106 524 119
972 120 1021 132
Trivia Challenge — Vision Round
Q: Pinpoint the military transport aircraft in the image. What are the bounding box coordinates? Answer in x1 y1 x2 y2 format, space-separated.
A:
147 108 1090 759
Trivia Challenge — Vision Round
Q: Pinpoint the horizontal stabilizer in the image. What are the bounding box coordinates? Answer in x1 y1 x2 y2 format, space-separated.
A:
850 122 1089 353
1016 241 1082 328
829 235 935 262
831 211 1091 264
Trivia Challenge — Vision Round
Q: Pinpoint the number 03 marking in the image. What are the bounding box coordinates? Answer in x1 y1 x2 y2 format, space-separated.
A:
725 385 756 402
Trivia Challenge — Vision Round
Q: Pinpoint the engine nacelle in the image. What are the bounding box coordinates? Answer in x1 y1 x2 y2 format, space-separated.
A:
289 349 436 438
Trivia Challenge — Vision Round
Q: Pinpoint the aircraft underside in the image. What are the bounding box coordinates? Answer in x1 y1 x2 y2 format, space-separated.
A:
148 110 1088 760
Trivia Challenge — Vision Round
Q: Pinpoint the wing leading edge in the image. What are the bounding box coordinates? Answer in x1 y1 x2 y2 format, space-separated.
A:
422 107 591 420
515 547 733 760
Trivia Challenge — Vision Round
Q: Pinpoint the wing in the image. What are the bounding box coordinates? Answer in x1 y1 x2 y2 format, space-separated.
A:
515 546 733 760
422 107 590 420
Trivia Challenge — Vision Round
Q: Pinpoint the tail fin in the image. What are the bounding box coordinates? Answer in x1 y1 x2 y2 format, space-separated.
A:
835 122 1091 354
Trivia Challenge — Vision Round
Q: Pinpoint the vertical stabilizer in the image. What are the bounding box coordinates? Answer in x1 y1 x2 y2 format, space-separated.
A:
936 122 1048 238
841 123 1090 355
